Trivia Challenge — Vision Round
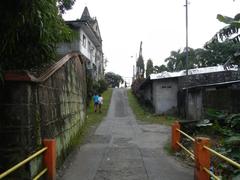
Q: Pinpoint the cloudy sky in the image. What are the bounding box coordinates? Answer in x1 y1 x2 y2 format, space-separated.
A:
63 0 240 83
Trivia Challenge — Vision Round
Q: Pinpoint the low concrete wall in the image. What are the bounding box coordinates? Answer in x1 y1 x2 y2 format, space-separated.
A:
0 53 86 179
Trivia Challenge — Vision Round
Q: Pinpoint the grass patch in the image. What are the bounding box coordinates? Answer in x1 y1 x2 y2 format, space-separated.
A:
127 90 176 126
86 88 113 125
164 141 174 155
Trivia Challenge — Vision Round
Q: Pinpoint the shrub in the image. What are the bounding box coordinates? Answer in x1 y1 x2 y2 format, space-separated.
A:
0 1 75 71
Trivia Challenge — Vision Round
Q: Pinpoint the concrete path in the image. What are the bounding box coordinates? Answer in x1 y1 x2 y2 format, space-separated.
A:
58 88 193 180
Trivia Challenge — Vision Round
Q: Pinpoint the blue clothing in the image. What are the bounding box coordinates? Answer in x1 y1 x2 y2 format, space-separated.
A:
93 95 99 103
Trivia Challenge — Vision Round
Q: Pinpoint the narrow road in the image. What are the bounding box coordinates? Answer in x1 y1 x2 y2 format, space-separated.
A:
59 88 193 180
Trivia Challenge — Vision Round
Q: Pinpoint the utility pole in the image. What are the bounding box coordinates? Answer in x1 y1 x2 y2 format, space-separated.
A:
185 0 189 120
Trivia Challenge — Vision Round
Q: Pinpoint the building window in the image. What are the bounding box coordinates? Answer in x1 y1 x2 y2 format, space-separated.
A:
82 35 86 47
162 84 171 88
88 41 91 52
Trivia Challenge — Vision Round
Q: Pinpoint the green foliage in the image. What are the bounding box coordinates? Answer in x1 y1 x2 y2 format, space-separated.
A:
201 109 240 178
146 59 153 77
211 13 240 43
131 78 145 98
104 72 123 88
164 47 198 72
153 65 168 73
0 0 75 71
226 113 240 131
92 79 108 95
161 41 240 72
86 69 94 106
58 0 76 13
206 108 240 134
86 69 108 106
204 41 240 66
224 135 240 145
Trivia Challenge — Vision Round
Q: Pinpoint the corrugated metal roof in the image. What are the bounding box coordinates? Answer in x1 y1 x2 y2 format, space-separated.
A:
150 65 238 80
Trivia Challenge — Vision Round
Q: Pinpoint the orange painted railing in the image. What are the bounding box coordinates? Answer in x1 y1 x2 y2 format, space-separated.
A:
172 121 240 180
0 139 56 180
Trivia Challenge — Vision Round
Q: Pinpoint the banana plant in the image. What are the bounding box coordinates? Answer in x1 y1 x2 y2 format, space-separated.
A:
212 13 240 43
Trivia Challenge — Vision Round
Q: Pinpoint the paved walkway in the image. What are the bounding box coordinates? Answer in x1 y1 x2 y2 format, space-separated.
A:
59 88 193 180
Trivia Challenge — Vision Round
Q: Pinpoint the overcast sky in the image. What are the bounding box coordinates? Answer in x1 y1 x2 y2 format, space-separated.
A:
63 0 240 83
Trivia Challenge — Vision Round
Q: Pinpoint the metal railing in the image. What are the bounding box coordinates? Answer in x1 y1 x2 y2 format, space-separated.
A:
0 139 56 180
172 121 240 180
0 147 47 179
204 145 240 169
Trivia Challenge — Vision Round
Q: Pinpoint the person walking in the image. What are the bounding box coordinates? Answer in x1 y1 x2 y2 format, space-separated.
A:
93 94 99 112
98 94 103 113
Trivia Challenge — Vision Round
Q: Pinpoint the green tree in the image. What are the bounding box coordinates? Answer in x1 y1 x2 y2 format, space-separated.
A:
208 10 240 66
0 0 75 71
105 72 124 88
146 59 154 77
164 48 196 72
153 65 168 73
204 41 240 66
58 0 76 13
136 55 145 78
136 41 145 78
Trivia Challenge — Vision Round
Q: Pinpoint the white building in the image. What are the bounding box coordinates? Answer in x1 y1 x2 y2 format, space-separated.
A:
57 7 104 80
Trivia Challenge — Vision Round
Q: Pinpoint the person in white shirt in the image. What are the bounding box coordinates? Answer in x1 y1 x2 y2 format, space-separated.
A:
98 94 103 113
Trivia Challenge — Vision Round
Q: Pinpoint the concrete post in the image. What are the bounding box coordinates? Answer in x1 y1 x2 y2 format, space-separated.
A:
194 137 210 180
43 139 56 180
171 121 181 151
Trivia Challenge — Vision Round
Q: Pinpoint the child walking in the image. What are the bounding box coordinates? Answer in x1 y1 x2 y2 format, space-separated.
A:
98 94 103 113
93 94 99 112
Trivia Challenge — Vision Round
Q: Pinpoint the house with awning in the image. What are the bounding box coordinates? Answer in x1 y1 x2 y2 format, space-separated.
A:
138 66 240 120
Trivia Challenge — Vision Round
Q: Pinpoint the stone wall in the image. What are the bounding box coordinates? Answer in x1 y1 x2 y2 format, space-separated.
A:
0 82 41 179
0 54 86 179
179 70 240 89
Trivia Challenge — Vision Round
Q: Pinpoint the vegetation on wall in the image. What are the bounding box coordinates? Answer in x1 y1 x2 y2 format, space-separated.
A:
0 0 75 71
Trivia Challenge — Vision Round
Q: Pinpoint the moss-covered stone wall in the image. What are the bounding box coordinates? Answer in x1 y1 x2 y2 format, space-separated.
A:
38 56 86 165
0 54 87 179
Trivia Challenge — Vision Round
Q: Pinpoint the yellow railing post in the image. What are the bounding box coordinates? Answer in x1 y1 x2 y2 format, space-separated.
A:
194 137 210 180
43 139 56 180
171 121 181 151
